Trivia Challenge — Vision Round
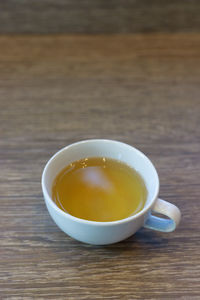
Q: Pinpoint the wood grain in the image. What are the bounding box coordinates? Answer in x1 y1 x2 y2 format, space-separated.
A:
0 0 200 33
0 34 200 299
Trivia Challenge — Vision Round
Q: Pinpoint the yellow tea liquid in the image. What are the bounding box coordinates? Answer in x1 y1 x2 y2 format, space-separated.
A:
52 157 147 222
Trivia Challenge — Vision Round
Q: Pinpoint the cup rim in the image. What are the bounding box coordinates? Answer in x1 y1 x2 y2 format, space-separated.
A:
41 139 159 226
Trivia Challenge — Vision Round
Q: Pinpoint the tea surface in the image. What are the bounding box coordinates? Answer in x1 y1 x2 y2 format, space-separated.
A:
52 157 147 222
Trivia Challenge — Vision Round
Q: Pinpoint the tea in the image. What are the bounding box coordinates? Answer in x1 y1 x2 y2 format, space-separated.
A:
52 157 147 222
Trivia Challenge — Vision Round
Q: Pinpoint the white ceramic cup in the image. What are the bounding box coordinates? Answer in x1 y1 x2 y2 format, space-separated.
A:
41 139 181 245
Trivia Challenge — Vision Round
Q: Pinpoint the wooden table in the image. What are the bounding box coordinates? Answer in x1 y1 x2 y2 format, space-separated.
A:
0 34 200 299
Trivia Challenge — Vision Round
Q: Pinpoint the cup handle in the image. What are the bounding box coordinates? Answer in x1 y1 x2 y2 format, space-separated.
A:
144 198 181 232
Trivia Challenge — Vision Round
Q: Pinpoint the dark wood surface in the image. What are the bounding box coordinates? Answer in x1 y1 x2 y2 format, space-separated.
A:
0 34 200 299
1 0 200 33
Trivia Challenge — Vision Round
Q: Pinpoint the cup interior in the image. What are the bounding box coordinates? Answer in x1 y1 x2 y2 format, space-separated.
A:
42 140 159 214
